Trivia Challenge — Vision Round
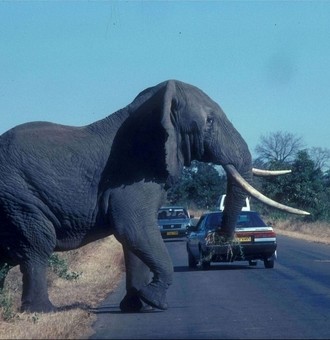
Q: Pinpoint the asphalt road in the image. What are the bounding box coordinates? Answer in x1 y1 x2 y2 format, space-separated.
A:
90 235 330 339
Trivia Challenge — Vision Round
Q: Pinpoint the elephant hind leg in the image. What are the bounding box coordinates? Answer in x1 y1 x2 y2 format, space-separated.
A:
20 262 55 313
5 209 57 313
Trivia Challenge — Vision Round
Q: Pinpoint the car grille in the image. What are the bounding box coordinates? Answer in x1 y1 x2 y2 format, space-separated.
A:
162 224 182 230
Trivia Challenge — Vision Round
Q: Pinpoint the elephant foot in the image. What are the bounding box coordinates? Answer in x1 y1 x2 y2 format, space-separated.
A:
120 292 155 313
120 293 143 313
21 300 56 313
138 281 168 311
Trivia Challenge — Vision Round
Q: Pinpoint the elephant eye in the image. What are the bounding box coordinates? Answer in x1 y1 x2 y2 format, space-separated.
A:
206 117 214 125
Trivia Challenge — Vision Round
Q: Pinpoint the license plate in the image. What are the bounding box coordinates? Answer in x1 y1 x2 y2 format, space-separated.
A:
167 231 178 236
237 236 251 242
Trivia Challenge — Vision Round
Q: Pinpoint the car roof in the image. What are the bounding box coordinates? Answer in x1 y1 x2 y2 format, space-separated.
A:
201 210 259 216
159 206 187 209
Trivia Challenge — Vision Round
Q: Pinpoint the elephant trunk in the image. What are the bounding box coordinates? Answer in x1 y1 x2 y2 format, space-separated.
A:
220 163 253 239
202 120 254 239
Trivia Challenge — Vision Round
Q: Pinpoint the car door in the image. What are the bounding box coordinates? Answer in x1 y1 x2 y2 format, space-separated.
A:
187 214 207 258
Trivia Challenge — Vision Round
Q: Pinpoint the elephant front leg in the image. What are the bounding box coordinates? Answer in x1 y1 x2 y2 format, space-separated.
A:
135 228 173 311
20 262 55 313
111 183 173 311
119 248 152 312
115 222 173 311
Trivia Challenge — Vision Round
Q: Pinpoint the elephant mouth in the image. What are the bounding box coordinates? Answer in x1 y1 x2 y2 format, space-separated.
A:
182 133 204 166
224 164 310 216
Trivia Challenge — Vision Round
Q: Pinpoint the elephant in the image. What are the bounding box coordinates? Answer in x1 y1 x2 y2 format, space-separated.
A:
0 80 309 313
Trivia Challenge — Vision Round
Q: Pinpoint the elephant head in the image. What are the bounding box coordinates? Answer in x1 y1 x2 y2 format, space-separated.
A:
105 80 308 237
0 79 308 314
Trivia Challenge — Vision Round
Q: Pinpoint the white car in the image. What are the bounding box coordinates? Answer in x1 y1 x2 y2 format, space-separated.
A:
158 206 192 239
218 194 250 211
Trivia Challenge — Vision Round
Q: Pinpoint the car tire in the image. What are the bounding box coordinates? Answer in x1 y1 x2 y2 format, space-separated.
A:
249 260 257 266
201 261 211 270
188 250 197 269
264 258 274 269
198 249 211 270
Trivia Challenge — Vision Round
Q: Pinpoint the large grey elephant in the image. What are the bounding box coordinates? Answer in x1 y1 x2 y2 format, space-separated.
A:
0 80 309 313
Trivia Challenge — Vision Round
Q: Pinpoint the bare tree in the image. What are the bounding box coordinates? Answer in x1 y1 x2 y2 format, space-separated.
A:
308 147 330 171
255 131 304 164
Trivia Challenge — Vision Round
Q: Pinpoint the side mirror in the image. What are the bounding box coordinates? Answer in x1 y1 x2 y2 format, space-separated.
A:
186 225 197 232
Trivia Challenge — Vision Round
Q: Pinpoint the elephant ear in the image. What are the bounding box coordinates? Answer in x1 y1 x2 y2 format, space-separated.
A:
158 80 185 185
105 80 184 188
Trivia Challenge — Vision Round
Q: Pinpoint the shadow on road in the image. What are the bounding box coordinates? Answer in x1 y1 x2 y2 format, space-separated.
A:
163 239 187 243
174 264 257 272
56 302 91 312
89 305 163 314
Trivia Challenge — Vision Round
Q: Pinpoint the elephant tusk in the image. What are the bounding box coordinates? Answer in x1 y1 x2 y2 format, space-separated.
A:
224 164 310 216
252 168 292 176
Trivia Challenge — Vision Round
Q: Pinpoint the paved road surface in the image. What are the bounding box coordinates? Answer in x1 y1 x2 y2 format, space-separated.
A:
91 235 330 339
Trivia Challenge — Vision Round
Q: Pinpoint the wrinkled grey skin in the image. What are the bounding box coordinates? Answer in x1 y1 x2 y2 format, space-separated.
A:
0 80 252 313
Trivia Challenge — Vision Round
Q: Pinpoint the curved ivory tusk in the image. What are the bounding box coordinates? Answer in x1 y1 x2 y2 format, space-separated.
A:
252 168 292 176
224 164 310 215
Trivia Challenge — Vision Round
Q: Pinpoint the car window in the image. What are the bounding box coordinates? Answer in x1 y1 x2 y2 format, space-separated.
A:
195 215 207 230
205 213 222 231
198 211 267 231
236 212 267 228
158 208 189 220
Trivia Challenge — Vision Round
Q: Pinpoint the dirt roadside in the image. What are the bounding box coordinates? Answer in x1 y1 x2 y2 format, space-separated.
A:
274 228 330 245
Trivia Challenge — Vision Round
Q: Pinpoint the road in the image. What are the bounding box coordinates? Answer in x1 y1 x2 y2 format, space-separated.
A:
91 235 330 339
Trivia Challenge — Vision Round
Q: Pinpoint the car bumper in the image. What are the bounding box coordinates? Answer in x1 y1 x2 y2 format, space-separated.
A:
160 229 188 238
204 242 277 262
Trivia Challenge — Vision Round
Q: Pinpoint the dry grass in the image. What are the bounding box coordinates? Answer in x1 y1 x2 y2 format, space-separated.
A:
0 235 124 339
265 218 330 245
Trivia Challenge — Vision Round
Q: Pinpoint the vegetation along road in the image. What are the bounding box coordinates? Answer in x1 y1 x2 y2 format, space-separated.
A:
90 235 330 339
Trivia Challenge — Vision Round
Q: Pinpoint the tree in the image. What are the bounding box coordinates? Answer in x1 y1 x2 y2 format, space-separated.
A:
308 147 330 172
167 161 226 209
259 150 326 220
284 151 323 211
254 131 330 221
255 131 304 165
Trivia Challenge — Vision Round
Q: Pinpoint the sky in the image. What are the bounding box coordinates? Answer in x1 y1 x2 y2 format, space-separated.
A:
1 1 330 159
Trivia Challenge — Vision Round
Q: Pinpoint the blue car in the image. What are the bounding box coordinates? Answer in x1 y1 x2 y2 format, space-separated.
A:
186 210 277 269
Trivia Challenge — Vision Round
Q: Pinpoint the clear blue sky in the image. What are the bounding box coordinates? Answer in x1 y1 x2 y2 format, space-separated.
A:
1 1 330 158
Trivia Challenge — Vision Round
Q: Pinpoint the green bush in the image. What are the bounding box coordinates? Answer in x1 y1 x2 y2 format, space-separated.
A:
48 254 81 281
0 288 15 321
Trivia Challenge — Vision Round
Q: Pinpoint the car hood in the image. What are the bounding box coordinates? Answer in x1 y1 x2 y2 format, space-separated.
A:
158 218 191 224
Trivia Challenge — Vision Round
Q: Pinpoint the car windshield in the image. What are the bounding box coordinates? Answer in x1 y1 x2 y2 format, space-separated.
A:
236 212 267 228
158 208 189 220
204 212 267 231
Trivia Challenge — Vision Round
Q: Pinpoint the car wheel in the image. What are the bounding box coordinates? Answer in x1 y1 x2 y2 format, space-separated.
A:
249 260 257 266
264 258 274 269
198 249 211 270
188 250 197 268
